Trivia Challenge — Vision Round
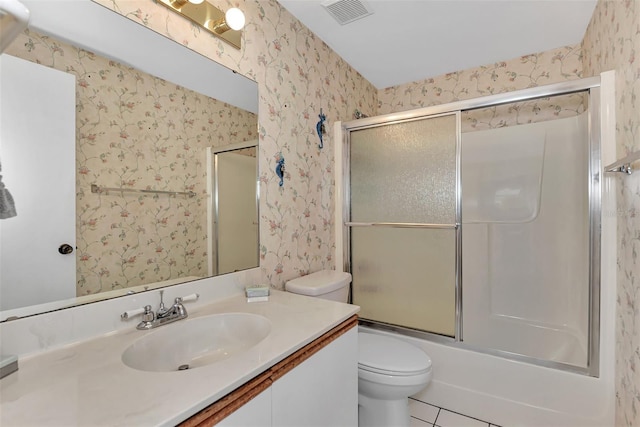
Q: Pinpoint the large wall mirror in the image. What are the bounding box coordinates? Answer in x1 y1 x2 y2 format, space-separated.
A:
0 0 259 321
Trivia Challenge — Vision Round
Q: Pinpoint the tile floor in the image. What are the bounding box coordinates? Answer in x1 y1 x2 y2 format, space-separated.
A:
409 398 500 427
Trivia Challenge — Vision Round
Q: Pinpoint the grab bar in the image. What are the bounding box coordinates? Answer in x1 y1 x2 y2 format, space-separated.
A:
91 184 196 198
345 222 458 229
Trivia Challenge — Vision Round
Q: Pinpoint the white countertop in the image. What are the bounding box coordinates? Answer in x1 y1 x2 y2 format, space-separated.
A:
0 290 359 426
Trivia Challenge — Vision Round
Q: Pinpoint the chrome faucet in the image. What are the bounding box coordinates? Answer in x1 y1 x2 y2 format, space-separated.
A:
121 290 199 330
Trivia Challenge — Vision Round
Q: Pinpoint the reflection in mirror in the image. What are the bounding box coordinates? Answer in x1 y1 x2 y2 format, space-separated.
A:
208 143 258 276
0 1 258 321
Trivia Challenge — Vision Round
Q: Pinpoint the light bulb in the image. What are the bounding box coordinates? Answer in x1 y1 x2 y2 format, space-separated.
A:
188 0 205 4
225 8 245 31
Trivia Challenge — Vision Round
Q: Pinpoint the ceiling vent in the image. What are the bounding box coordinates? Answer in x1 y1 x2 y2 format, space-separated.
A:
321 0 374 25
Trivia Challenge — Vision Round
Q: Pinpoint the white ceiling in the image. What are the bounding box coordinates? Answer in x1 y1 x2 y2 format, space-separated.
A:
276 0 597 89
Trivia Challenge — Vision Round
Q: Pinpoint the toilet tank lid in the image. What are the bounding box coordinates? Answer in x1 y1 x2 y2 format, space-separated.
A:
285 270 352 296
358 333 431 375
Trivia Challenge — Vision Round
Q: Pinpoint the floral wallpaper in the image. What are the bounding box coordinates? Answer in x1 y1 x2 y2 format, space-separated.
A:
5 30 257 295
86 2 592 286
93 0 377 289
582 1 640 425
7 0 638 422
378 44 585 132
459 92 586 133
378 44 583 110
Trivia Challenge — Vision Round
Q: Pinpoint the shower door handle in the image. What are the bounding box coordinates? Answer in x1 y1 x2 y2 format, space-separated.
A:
345 222 459 229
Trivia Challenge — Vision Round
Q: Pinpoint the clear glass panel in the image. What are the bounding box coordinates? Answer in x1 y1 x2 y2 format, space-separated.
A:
461 91 590 368
350 114 457 224
351 227 456 337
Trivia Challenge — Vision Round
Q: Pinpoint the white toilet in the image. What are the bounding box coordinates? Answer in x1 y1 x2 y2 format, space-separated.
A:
285 270 432 427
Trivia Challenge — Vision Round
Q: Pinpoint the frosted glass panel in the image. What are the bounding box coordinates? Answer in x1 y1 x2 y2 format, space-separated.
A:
351 228 456 337
350 115 457 224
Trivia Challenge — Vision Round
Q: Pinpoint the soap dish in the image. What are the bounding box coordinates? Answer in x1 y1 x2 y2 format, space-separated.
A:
245 285 270 298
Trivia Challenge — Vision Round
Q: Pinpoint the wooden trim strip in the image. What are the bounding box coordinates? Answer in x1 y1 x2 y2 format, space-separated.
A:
179 371 272 427
179 315 358 426
270 315 358 382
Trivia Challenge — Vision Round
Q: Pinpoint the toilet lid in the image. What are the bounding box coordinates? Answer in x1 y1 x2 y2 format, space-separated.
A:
358 333 431 376
285 270 351 296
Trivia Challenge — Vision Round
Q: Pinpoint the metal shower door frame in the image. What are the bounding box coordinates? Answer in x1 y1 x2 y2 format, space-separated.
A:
340 76 602 377
344 111 462 339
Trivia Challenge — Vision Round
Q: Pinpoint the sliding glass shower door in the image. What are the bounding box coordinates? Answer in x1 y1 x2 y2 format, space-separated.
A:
348 113 460 337
343 78 602 375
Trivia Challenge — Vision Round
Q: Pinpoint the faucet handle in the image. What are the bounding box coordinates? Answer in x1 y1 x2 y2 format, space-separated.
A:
121 305 154 320
172 293 199 318
176 293 199 303
141 305 155 323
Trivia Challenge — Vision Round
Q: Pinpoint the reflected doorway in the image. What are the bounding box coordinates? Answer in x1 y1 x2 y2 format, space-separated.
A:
207 142 258 276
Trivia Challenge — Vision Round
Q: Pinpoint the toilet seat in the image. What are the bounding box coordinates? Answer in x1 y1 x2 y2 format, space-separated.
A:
358 363 431 377
358 333 432 377
358 364 432 388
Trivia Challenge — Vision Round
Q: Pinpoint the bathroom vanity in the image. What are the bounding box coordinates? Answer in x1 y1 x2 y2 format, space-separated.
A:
193 317 358 426
0 289 359 426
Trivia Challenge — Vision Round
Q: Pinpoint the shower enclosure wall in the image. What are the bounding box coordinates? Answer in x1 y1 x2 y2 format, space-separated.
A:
337 74 616 425
462 107 591 369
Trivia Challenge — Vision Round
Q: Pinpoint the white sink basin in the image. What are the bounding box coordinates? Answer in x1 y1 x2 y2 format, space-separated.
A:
122 313 271 372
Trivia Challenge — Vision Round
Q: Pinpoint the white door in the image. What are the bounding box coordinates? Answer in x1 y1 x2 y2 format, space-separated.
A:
0 54 76 312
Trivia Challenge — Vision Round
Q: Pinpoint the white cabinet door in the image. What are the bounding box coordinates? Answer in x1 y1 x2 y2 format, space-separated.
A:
218 387 272 427
271 328 358 427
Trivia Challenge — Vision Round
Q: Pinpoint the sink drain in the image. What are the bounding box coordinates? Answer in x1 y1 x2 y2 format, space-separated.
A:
178 364 190 371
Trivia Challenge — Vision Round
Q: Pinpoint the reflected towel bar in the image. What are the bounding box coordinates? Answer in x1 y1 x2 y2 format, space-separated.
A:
91 184 196 198
604 151 640 175
345 222 458 229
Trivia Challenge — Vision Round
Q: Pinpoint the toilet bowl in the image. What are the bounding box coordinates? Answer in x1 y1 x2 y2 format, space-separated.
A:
358 332 432 426
285 270 432 427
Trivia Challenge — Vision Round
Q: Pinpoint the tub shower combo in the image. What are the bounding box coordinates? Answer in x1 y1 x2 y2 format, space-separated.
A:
339 77 604 376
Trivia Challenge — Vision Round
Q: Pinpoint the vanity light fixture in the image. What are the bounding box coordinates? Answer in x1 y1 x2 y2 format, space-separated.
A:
222 8 246 31
157 0 245 49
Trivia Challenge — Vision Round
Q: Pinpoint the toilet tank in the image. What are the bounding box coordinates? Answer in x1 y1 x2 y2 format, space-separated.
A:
285 270 352 303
